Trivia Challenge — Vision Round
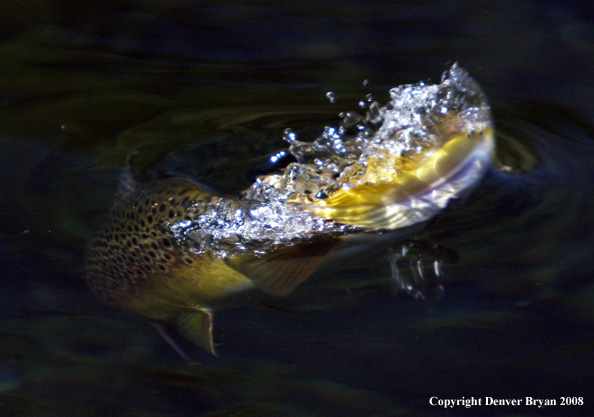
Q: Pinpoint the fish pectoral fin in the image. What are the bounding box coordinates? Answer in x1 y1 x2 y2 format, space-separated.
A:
176 310 217 356
225 239 336 297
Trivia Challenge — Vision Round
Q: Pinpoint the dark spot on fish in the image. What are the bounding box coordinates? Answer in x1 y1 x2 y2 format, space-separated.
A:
316 190 329 199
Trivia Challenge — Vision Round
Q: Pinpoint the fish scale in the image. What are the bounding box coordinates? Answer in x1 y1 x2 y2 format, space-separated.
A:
85 178 211 306
84 65 494 356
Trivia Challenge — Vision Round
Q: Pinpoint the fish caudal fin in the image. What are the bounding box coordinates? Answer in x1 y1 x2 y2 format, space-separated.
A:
304 129 494 229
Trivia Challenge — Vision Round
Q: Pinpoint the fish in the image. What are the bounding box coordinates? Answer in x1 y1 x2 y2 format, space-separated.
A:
84 64 494 356
84 173 338 355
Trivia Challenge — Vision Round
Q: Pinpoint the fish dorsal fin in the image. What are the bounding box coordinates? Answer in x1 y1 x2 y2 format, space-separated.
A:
114 152 147 201
176 310 217 356
225 239 336 297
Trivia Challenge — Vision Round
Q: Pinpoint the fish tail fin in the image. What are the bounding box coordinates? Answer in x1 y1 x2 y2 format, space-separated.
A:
304 129 494 229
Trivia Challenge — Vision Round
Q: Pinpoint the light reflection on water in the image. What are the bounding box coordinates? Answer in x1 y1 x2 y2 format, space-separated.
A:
0 1 593 416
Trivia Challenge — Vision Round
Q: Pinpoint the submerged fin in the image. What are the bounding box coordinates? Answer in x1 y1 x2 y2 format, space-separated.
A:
176 310 217 356
225 239 336 296
114 152 148 201
115 150 184 201
154 323 203 363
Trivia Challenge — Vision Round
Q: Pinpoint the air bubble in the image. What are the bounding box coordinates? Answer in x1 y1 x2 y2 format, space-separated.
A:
167 64 492 259
283 128 298 143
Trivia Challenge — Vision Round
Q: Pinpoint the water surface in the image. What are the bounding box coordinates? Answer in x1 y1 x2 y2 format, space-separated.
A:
0 1 593 416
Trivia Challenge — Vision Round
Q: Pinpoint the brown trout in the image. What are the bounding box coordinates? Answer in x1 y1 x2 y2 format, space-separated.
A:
84 65 494 355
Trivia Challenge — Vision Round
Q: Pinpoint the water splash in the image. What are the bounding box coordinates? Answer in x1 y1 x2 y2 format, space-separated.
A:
169 64 493 258
271 64 492 204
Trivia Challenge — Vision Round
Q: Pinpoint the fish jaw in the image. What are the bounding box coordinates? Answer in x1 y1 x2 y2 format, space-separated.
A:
303 127 495 229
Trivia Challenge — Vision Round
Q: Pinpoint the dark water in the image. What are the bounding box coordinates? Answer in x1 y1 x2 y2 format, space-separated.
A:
1 1 593 416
